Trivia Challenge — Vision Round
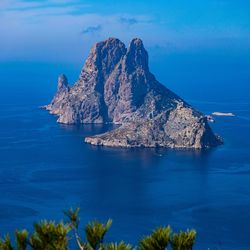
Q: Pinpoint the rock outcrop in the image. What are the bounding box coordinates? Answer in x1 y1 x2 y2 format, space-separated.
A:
45 38 222 149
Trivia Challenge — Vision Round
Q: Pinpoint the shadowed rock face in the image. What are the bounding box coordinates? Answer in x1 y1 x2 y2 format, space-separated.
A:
45 37 222 149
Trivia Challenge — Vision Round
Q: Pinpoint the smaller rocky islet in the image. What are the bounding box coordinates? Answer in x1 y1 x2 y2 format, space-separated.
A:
44 37 222 149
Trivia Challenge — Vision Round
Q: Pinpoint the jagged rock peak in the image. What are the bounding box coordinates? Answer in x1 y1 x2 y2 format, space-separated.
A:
57 74 69 91
92 37 127 59
129 37 146 52
125 38 149 71
97 37 125 47
80 37 127 82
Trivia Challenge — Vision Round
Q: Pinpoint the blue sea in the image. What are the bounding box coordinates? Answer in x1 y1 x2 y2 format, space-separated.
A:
0 51 250 249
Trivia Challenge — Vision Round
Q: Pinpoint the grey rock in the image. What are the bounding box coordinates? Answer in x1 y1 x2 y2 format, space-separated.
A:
45 38 222 149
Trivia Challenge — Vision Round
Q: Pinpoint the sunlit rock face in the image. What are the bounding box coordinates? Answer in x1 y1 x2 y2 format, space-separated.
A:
45 38 222 149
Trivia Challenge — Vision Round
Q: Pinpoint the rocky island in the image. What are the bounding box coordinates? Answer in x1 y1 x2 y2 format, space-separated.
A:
44 38 222 149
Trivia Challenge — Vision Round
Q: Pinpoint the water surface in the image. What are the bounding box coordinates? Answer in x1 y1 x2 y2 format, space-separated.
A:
0 57 250 249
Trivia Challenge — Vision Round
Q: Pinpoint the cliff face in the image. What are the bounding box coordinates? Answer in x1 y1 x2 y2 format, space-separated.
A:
45 38 222 149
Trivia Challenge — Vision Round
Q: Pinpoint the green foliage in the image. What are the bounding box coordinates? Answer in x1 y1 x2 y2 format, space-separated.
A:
84 219 112 250
0 208 198 250
170 229 196 250
64 207 80 230
29 220 71 250
15 230 28 250
0 235 14 250
105 241 133 250
140 226 171 250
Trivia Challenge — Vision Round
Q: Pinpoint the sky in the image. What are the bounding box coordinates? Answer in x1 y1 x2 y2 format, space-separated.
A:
0 0 250 63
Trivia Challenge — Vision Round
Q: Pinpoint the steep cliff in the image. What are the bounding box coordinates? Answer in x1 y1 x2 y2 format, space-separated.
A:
45 38 222 149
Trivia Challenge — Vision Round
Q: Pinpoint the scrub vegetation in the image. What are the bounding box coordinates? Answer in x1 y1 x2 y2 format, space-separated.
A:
0 208 196 250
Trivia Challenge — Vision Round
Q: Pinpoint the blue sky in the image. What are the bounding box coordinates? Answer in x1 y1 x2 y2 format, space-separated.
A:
0 0 250 63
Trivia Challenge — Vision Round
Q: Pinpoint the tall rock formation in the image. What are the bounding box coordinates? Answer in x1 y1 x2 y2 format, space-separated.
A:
45 38 222 149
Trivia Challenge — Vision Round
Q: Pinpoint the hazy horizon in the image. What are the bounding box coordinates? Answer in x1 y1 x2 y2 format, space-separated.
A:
1 0 250 64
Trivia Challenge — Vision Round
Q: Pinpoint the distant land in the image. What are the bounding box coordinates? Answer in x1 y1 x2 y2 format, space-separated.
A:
44 38 222 149
212 112 235 117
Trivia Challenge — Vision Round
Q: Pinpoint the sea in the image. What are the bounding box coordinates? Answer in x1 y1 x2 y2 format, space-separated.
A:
0 50 250 249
